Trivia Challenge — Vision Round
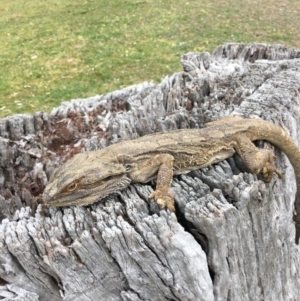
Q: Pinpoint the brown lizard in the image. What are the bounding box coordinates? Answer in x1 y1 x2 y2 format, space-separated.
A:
43 116 300 244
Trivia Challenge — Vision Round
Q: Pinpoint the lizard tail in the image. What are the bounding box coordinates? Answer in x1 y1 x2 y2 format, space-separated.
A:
271 133 300 245
250 119 300 244
269 134 300 245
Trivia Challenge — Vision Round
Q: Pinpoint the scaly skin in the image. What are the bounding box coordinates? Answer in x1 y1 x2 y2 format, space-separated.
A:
43 116 300 244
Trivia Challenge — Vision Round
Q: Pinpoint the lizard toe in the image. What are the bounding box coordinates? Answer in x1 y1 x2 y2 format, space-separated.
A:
261 163 282 183
149 190 175 212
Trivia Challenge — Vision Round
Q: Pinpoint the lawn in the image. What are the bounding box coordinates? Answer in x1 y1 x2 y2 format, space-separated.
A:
0 0 299 117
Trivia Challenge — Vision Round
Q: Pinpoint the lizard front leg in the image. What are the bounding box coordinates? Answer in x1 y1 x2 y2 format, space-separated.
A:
129 154 175 211
234 136 282 182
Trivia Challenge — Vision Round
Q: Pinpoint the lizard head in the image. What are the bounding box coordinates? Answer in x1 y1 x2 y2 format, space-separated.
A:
43 152 131 207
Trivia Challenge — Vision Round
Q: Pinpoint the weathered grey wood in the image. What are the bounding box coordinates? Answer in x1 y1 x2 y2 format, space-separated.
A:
1 43 300 300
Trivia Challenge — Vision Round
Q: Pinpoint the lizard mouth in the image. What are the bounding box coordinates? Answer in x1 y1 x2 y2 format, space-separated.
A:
43 174 131 207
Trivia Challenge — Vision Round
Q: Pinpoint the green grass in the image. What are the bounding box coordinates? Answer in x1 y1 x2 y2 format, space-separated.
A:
0 0 299 117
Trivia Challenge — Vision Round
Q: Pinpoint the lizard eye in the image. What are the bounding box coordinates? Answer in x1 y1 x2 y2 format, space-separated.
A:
67 182 77 192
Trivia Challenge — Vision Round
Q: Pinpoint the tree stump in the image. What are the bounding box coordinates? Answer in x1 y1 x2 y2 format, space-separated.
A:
1 43 300 301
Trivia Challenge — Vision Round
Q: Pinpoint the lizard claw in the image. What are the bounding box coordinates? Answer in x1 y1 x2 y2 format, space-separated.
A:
261 156 282 183
149 190 175 212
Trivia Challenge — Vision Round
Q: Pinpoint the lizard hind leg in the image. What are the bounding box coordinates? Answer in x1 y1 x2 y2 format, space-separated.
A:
235 137 281 183
261 152 282 182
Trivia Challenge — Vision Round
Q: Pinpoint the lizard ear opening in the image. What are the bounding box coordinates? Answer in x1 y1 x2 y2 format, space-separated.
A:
125 164 133 173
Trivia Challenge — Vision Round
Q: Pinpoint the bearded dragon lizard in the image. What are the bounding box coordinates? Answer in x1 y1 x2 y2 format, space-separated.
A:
43 116 300 244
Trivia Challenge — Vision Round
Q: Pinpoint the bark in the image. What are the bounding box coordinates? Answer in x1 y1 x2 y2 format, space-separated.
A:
1 43 300 301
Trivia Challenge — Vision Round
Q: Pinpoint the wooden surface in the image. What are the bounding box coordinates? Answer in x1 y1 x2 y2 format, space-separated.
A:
1 43 300 300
